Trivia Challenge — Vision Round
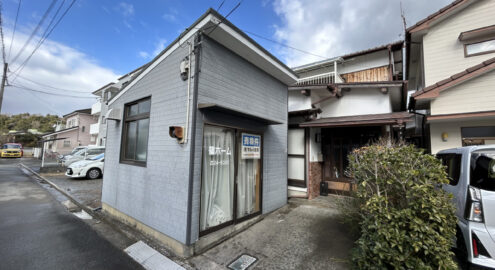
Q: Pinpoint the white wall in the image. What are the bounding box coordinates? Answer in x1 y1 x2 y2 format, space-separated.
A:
316 88 392 118
288 91 312 112
422 0 495 86
430 118 495 154
431 70 495 115
309 127 322 162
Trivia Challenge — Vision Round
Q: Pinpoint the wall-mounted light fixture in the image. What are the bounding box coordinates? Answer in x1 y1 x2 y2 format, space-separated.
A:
441 132 448 142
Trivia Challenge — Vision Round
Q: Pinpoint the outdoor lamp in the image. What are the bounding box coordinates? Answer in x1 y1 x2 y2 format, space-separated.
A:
441 132 448 142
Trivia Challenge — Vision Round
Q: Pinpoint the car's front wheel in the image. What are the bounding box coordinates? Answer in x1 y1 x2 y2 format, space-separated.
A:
87 168 101 179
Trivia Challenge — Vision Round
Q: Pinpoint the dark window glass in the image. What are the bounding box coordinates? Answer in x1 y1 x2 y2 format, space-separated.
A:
470 151 495 191
121 97 151 165
437 154 462 186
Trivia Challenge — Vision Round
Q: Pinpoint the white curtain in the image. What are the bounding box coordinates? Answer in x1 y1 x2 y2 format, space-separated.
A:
237 158 259 218
200 126 234 231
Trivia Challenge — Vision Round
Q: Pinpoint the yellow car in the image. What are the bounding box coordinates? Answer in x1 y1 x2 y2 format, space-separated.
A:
1 143 23 158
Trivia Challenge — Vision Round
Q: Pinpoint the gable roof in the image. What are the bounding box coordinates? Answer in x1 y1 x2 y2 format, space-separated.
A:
63 108 91 118
412 57 495 99
407 0 475 33
292 41 403 72
108 9 298 106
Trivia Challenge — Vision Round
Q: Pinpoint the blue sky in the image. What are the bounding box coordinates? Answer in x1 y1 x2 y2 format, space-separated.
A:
0 0 451 115
3 0 282 75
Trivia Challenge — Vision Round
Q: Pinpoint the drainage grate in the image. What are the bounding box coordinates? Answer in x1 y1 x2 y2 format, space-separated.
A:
228 254 257 270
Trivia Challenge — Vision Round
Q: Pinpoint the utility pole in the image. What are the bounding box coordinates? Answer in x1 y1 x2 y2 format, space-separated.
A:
0 62 7 113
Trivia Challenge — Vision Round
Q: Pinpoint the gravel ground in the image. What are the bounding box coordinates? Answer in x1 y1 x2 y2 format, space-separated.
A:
39 172 103 209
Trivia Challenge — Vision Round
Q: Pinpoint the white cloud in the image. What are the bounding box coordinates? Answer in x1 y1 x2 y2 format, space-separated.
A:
153 39 167 56
162 8 178 22
116 2 134 17
138 51 150 59
272 0 452 67
1 29 120 116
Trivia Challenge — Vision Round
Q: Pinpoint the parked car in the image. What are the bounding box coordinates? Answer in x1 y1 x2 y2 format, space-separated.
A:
66 153 104 179
437 145 495 268
63 146 105 167
1 143 23 158
58 146 86 163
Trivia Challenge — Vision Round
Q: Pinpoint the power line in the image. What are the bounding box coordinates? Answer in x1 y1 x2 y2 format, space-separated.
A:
14 74 90 93
10 0 57 65
242 29 328 59
7 0 22 60
11 0 77 82
0 1 6 65
8 84 96 99
206 0 243 35
217 0 225 12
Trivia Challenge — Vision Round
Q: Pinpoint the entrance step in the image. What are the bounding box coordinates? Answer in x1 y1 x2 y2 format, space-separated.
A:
325 181 355 194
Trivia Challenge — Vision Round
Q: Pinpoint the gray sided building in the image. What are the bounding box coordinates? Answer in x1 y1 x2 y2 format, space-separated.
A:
101 9 297 256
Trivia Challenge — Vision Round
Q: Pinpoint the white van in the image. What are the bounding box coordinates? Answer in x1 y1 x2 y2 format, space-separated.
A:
437 145 495 268
63 146 105 167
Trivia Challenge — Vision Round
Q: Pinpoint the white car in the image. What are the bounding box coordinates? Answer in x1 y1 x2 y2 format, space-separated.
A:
63 146 105 167
59 146 86 162
66 153 104 179
437 145 495 268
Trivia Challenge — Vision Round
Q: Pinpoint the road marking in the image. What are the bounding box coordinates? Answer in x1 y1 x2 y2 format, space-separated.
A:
72 210 93 220
124 241 185 270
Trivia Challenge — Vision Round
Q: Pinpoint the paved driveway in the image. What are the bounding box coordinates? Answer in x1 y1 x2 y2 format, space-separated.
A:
0 158 143 270
190 197 354 270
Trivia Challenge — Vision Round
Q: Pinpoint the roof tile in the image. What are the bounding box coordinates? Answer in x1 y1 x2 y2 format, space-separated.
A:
414 57 495 99
450 70 468 80
466 63 485 73
483 57 495 65
436 78 452 86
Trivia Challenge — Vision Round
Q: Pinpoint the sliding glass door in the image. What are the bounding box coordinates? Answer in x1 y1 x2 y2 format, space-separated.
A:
200 126 235 232
237 133 261 219
200 126 262 235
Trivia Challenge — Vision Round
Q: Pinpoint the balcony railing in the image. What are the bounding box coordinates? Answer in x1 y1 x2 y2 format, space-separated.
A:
91 101 101 115
89 123 99 135
296 72 336 86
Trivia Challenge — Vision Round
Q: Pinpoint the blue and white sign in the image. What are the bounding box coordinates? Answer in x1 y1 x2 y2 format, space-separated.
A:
241 133 261 159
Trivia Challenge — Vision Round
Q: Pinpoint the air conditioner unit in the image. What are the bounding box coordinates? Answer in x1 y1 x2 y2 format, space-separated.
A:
105 108 122 121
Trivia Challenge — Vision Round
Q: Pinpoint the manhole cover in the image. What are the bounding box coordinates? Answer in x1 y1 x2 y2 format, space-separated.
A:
228 254 257 270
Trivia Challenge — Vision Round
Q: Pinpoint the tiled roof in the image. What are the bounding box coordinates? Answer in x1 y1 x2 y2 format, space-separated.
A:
299 112 414 127
407 0 470 33
412 57 495 98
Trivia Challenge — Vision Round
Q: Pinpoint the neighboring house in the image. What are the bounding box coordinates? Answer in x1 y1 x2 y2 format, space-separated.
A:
288 41 417 198
101 9 297 257
408 0 495 154
91 66 146 146
41 109 97 155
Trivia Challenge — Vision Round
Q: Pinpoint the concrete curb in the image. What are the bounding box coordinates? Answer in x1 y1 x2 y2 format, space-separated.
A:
18 163 97 218
18 163 193 269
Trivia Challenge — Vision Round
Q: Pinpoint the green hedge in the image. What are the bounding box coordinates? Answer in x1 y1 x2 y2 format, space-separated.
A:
347 143 457 269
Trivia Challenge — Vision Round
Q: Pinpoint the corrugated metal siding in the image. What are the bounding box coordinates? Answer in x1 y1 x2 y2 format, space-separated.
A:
431 70 495 115
102 37 194 244
189 37 288 242
423 0 495 86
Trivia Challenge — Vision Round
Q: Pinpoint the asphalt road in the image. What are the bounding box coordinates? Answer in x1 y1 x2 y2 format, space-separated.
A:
0 158 143 270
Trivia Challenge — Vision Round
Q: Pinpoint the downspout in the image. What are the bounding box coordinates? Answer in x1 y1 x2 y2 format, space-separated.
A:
183 41 193 144
186 33 202 246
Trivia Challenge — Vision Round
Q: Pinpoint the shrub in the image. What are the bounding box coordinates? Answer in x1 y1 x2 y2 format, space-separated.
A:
347 142 457 269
